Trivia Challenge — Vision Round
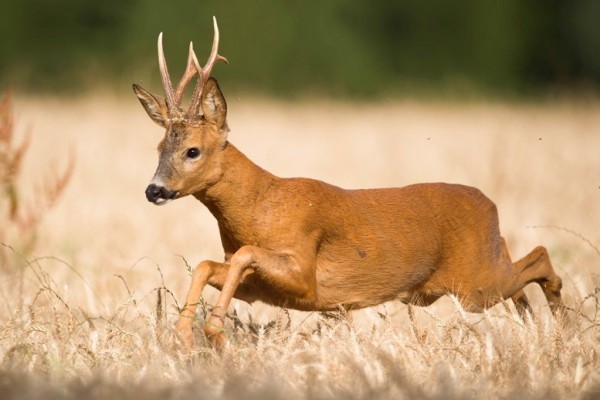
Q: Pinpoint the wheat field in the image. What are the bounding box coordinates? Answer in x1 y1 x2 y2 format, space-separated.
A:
1 94 599 399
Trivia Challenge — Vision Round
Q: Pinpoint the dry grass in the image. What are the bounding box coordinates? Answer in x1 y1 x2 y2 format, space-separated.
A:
1 93 599 399
0 92 73 262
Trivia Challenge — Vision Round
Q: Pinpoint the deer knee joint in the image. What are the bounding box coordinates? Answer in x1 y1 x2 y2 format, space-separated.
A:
533 246 549 261
230 245 258 272
192 260 214 281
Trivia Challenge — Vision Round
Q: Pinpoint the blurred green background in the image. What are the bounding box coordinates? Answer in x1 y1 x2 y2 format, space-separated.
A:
1 0 599 98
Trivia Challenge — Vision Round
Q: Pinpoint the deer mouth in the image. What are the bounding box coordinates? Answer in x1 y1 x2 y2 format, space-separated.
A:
153 196 178 206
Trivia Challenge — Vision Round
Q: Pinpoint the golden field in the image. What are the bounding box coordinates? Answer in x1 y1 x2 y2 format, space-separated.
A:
1 93 599 399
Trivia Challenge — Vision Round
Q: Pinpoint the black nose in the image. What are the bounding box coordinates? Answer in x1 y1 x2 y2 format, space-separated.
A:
145 184 162 202
145 184 177 203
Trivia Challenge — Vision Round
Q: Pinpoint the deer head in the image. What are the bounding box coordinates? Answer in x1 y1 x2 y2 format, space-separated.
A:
133 17 229 205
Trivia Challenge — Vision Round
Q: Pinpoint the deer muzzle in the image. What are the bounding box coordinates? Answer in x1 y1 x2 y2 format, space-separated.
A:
145 183 178 205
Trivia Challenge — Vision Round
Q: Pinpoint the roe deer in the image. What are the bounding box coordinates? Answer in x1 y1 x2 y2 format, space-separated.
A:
133 17 564 349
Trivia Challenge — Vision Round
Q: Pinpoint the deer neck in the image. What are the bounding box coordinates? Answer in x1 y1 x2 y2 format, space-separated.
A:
194 142 275 228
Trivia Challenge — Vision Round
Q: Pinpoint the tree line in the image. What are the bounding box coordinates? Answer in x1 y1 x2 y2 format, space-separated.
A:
1 0 598 98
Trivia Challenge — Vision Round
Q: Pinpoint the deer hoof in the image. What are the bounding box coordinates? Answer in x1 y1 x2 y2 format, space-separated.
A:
204 324 228 351
174 322 195 350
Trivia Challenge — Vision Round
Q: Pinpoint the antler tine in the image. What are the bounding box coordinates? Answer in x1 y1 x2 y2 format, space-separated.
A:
187 16 228 118
203 16 229 77
157 33 177 114
173 42 200 105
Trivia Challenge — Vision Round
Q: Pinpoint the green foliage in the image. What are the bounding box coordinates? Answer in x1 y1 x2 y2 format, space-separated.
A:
0 0 599 97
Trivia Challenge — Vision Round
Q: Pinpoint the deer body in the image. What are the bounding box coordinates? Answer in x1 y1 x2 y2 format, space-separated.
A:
198 143 511 312
133 18 563 348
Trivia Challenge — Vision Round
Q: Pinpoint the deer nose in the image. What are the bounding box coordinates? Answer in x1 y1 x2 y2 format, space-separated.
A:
145 184 177 203
145 184 162 202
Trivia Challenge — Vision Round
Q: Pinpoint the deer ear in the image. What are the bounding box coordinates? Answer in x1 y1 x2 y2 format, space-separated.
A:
132 84 168 128
201 78 228 134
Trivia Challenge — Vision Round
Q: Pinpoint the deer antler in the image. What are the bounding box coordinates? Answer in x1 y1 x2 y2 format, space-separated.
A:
157 17 227 120
157 32 177 115
175 42 201 106
187 16 228 118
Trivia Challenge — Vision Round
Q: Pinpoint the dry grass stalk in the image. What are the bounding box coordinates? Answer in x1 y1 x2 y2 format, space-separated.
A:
0 91 74 265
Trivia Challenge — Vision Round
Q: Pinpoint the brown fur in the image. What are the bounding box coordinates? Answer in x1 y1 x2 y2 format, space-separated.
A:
133 42 563 351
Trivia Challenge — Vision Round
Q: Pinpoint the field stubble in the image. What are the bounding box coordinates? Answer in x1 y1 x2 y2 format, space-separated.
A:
1 94 599 399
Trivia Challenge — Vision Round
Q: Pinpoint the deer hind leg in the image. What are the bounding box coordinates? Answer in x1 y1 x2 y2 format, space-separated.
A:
512 246 563 316
510 289 533 320
500 238 534 319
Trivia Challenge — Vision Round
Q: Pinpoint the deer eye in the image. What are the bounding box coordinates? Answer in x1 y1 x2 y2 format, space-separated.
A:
186 148 200 159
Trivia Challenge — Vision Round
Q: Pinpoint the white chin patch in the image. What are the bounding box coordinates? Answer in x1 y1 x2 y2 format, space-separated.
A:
154 198 174 206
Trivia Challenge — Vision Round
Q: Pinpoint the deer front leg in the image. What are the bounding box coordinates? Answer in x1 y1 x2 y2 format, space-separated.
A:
204 245 313 349
175 258 261 349
175 260 226 348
